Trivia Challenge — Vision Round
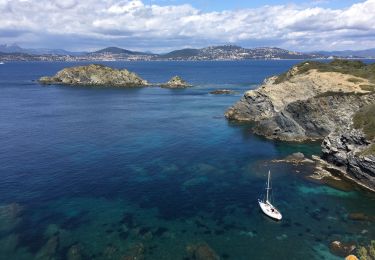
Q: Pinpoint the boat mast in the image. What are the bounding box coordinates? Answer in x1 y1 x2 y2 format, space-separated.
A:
266 170 271 202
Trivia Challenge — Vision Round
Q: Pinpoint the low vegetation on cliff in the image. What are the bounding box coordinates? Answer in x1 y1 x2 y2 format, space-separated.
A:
353 104 375 155
275 60 375 85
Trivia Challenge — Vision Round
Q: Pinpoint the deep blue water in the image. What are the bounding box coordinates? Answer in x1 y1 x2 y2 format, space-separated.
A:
0 61 374 259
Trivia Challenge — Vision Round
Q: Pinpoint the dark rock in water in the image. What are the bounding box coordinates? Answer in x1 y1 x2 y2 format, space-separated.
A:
35 235 59 260
67 244 83 260
39 64 148 87
161 76 192 88
153 227 168 237
210 89 236 95
273 152 314 164
0 203 23 232
122 243 145 260
329 240 356 257
102 245 119 259
186 242 220 260
348 212 375 222
287 152 305 161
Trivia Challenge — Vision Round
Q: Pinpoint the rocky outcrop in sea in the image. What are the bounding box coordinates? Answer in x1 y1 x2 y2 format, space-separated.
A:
161 76 191 88
39 64 148 87
225 60 375 191
209 89 236 95
39 65 192 89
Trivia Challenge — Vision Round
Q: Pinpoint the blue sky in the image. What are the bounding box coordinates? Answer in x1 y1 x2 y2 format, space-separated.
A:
0 0 374 52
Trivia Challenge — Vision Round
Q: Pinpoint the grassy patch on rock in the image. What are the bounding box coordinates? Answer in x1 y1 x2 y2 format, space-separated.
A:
275 59 375 84
315 91 368 98
359 84 375 92
353 103 375 140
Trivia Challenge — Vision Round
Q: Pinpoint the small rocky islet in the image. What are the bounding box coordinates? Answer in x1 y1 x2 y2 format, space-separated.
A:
209 89 237 95
226 60 375 192
39 64 192 89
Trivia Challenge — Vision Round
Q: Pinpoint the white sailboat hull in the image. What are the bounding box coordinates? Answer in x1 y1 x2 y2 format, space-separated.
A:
258 199 282 221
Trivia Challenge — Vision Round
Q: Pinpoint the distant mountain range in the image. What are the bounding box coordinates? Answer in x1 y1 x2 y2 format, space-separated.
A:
0 44 86 56
311 49 375 58
1 43 375 62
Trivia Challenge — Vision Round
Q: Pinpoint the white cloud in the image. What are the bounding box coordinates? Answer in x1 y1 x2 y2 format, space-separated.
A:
0 0 374 51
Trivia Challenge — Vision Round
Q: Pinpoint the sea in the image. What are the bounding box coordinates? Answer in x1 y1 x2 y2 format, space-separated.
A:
0 60 374 259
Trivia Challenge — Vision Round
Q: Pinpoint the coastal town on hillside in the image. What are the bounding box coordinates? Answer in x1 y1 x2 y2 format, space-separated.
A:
1 44 371 62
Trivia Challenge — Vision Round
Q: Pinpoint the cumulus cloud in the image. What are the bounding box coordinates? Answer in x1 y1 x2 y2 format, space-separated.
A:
0 0 374 51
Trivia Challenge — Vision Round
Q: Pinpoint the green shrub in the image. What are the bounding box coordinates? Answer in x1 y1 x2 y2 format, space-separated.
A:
348 77 364 83
315 91 367 98
370 240 375 258
358 246 368 260
353 104 375 141
274 59 375 84
360 84 375 92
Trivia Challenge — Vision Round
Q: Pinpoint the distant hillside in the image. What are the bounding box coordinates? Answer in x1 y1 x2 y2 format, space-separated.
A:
161 48 200 59
312 48 375 58
0 44 85 56
161 45 321 60
92 47 151 56
0 44 24 53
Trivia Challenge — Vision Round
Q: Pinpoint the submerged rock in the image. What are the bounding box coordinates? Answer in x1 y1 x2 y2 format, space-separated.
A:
161 76 191 88
186 242 220 260
35 235 59 260
0 203 23 232
122 243 145 260
273 152 314 164
67 244 83 260
102 245 119 259
329 240 356 257
348 212 375 222
210 89 236 95
39 64 148 87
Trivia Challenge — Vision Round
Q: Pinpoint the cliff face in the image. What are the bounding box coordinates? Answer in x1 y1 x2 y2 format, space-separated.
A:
322 128 375 191
225 61 375 141
225 60 375 190
39 64 148 87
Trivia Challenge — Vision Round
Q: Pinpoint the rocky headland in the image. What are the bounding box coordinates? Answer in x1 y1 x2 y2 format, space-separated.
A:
39 64 191 89
225 60 375 191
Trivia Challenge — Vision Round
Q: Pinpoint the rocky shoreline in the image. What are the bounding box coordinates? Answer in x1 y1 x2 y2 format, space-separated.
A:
39 64 192 89
225 60 375 191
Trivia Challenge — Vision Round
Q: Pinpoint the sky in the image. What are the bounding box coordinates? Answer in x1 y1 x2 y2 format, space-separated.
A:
0 0 374 52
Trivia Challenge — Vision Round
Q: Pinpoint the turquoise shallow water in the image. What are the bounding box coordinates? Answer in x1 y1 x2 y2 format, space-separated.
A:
0 61 374 259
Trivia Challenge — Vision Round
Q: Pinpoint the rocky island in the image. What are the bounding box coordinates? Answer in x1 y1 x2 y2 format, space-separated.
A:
161 76 192 88
209 89 237 95
39 64 191 89
39 64 148 87
225 60 375 191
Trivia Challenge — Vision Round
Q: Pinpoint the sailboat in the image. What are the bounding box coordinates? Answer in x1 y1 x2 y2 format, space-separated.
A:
258 170 282 221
